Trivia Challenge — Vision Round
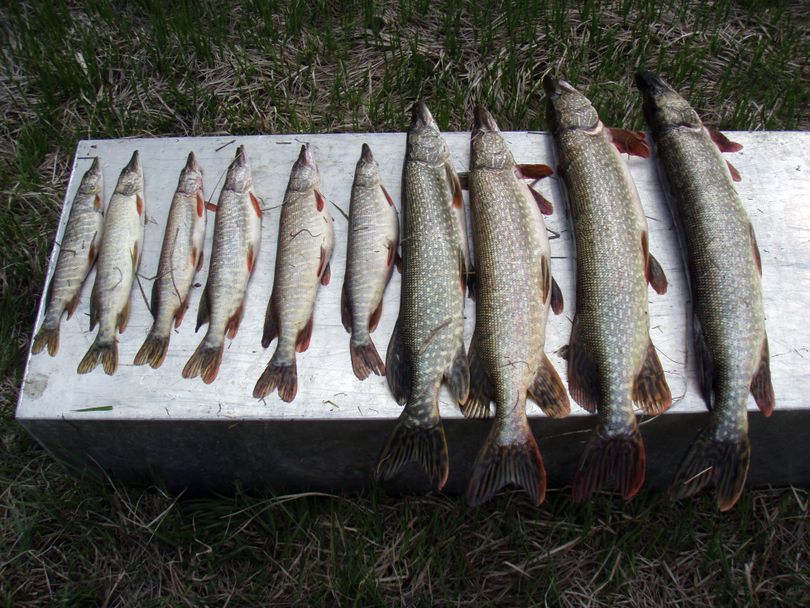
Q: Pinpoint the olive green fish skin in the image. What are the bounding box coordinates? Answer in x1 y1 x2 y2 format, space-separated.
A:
548 89 653 438
639 77 766 444
33 158 104 356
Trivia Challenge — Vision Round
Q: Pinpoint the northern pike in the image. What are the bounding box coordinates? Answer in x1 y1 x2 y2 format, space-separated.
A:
636 71 774 511
134 152 207 368
341 143 400 380
77 151 145 375
463 107 569 506
544 77 672 501
375 102 469 490
32 157 104 356
254 144 335 402
183 145 261 383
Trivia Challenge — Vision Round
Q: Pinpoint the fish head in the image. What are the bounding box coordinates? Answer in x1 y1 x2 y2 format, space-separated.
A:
543 77 599 133
288 144 320 193
116 150 144 196
78 156 104 196
177 151 204 194
225 145 253 192
406 102 449 165
470 106 515 170
635 71 701 131
354 143 381 188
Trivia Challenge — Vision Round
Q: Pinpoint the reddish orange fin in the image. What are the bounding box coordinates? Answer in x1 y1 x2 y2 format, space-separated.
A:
247 244 255 273
609 128 651 158
516 163 554 180
253 359 298 402
529 185 553 215
708 128 743 153
381 185 394 207
250 192 262 217
136 194 144 216
647 254 667 295
88 241 97 266
750 334 774 417
66 291 81 320
225 304 243 339
316 245 328 279
296 315 314 353
196 193 205 217
94 194 103 210
550 277 564 315
320 263 331 286
315 190 325 212
727 161 742 182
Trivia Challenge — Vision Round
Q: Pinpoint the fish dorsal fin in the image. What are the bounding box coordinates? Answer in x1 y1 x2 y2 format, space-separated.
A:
444 342 470 405
445 163 464 209
195 282 210 332
296 314 314 353
567 315 599 413
340 281 352 333
461 334 494 419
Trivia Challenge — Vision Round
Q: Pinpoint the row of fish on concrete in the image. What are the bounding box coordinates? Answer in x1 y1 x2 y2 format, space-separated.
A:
31 72 773 511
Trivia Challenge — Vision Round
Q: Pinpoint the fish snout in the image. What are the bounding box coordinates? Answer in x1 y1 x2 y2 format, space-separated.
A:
411 101 436 128
185 151 202 173
124 150 141 173
298 143 317 169
473 106 498 132
635 71 667 97
361 142 375 163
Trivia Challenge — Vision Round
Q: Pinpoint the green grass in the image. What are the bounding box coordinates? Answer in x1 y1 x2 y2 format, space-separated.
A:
1 0 808 605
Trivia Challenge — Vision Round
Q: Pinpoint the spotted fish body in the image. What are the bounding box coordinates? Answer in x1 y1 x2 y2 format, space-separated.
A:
544 77 672 501
341 143 400 380
77 151 145 375
463 107 570 506
182 145 261 384
254 144 335 403
32 157 104 357
636 71 773 511
375 102 470 490
134 152 206 368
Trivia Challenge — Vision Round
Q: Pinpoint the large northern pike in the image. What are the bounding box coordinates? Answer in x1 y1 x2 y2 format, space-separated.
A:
254 144 335 402
375 102 469 490
636 71 774 511
183 145 261 384
33 158 104 356
463 107 569 506
135 152 206 368
77 151 145 375
544 77 672 501
341 143 400 380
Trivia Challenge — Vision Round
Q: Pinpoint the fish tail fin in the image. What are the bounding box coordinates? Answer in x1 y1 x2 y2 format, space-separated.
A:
528 353 570 418
77 336 118 375
32 324 60 356
182 338 224 384
466 420 546 507
253 354 298 402
349 335 385 380
375 412 448 491
572 426 646 502
134 331 170 369
669 427 750 512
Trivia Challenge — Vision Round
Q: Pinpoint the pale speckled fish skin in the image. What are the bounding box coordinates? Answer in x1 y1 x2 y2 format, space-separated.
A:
32 157 104 357
463 107 570 506
375 102 470 491
134 152 206 368
636 71 773 511
182 145 261 384
342 143 400 380
254 144 335 402
544 77 671 501
77 151 145 375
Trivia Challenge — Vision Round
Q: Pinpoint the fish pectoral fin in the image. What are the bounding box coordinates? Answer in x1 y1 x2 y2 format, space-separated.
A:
633 340 672 414
646 253 668 295
693 315 715 411
295 314 314 353
196 192 205 217
727 160 742 182
607 127 651 158
340 281 352 333
528 353 570 419
381 184 395 206
748 223 762 276
117 300 131 333
566 316 599 413
444 342 470 405
261 297 278 348
445 163 464 209
195 283 210 332
750 333 774 417
550 276 564 315
516 163 554 180
529 185 554 215
539 256 550 305
385 319 411 405
317 245 329 280
461 335 493 419
707 127 743 153
247 243 255 273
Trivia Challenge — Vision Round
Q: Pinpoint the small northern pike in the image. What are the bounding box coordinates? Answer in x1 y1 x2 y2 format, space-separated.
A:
544 77 672 501
32 158 104 356
463 107 569 506
341 143 400 380
636 71 774 511
77 151 145 375
183 145 261 384
134 152 206 368
375 102 469 490
254 144 335 402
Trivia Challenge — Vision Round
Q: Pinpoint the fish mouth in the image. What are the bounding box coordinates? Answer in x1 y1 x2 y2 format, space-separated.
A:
298 143 316 168
543 76 577 99
411 101 436 129
361 142 374 163
473 106 498 132
184 151 202 173
123 150 140 173
635 71 668 97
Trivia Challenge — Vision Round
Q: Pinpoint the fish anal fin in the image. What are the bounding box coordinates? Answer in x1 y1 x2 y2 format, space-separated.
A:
296 314 314 353
528 353 570 418
196 249 205 272
693 314 715 411
261 297 278 348
149 277 160 321
572 427 646 502
174 296 189 329
65 290 82 320
641 232 668 294
195 283 210 332
567 316 599 413
385 319 410 405
608 128 651 158
369 299 383 332
88 241 97 266
750 333 774 417
550 277 564 315
727 160 742 182
708 127 743 153
225 303 244 340
89 282 100 331
633 340 672 414
340 281 352 333
444 342 470 405
540 256 550 304
461 336 493 419
117 300 131 333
